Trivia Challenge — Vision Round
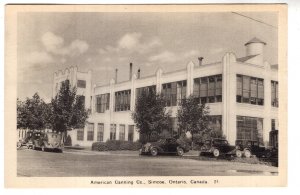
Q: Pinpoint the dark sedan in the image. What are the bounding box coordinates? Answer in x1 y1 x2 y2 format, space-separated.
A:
199 138 236 157
139 138 190 156
235 140 270 158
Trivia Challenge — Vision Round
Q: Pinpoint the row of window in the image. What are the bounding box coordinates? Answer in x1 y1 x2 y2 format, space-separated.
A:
95 75 278 113
77 123 134 142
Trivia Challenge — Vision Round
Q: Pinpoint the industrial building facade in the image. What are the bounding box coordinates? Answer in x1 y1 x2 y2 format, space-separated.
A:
48 37 279 147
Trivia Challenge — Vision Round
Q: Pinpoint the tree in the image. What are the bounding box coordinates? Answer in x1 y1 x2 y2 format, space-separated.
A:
177 95 210 146
51 80 88 133
132 89 170 143
17 93 50 130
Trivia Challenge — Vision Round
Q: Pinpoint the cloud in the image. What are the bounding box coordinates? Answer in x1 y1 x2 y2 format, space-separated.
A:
149 51 177 63
118 32 142 50
98 32 162 55
24 51 54 66
41 32 89 56
183 50 199 58
209 47 224 54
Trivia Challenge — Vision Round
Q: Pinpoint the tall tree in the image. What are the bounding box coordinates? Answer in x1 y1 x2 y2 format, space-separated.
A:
177 95 210 145
17 93 50 130
132 89 170 143
51 80 88 133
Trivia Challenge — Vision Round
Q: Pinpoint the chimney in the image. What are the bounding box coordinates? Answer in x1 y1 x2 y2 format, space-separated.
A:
198 57 204 66
137 68 141 79
129 63 133 80
115 68 118 83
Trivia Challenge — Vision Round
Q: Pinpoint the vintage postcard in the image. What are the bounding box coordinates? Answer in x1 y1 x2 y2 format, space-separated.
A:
5 4 287 187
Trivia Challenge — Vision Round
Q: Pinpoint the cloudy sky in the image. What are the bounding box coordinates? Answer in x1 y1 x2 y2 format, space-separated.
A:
17 12 278 102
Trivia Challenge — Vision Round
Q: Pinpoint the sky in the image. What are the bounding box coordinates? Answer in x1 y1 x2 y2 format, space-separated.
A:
17 12 278 102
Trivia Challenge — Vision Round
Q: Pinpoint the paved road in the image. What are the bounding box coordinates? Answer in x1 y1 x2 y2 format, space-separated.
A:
17 148 278 177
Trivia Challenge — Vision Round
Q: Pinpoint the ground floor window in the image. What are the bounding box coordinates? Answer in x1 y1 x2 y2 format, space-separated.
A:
87 123 94 141
208 115 222 135
119 125 125 141
236 116 263 144
77 129 84 141
97 123 104 142
128 125 134 142
110 124 116 140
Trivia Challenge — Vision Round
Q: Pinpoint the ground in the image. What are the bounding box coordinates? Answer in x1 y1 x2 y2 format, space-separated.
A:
17 148 278 177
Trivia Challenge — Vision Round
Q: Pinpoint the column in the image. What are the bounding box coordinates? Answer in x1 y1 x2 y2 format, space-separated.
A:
263 62 272 145
222 52 237 145
186 61 194 97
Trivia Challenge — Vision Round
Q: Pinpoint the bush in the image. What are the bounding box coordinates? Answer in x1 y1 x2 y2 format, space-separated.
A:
92 140 142 151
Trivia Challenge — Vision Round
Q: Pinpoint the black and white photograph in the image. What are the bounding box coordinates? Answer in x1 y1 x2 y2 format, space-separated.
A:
4 4 287 187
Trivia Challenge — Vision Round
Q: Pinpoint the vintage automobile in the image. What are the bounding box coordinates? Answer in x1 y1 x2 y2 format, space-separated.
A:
139 138 190 156
17 131 34 149
31 131 63 152
199 138 236 157
235 140 270 158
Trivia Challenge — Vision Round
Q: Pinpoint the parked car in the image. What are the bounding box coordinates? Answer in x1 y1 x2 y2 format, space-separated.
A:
139 138 190 156
235 140 270 158
199 138 236 157
17 131 34 149
31 131 63 152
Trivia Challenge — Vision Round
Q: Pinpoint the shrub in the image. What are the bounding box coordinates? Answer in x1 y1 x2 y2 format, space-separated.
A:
92 140 142 151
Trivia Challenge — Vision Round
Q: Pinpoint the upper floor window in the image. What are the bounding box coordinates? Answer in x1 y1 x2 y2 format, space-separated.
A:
271 81 279 107
77 80 86 88
193 74 222 104
136 85 156 99
96 93 110 113
162 80 186 106
236 74 264 105
115 90 131 111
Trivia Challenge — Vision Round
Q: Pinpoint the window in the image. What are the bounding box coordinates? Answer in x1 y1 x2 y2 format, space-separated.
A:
77 95 85 107
271 119 276 131
236 116 263 144
110 124 116 140
128 125 134 142
236 75 264 105
77 129 84 141
97 123 104 142
193 75 222 104
96 93 110 113
162 80 186 106
77 80 86 88
115 90 131 111
271 81 279 107
136 85 156 99
208 115 222 132
87 123 94 141
119 125 125 141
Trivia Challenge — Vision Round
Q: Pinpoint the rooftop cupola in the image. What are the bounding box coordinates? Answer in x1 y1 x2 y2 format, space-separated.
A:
244 37 266 66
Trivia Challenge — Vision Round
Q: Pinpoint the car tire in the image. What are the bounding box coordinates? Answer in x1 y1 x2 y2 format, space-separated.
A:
177 147 184 156
244 149 251 158
213 149 220 157
150 147 158 156
236 150 243 158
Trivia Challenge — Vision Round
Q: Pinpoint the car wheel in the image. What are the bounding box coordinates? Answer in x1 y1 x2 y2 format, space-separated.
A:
236 150 242 158
150 148 158 156
265 150 272 158
177 147 184 156
244 150 251 158
213 149 220 157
